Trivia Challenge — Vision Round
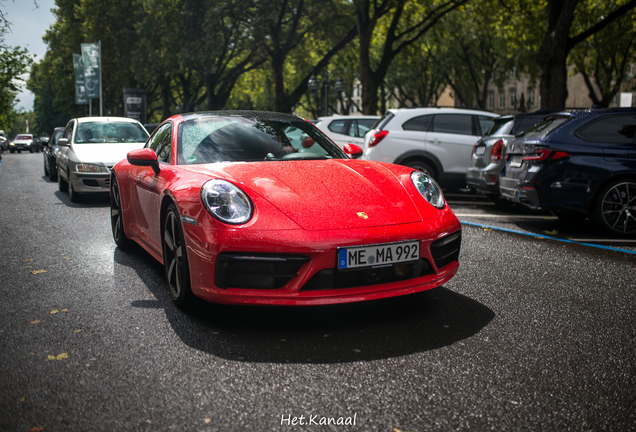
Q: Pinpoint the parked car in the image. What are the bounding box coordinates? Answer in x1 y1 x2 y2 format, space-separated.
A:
0 136 7 152
499 107 636 236
363 107 498 187
111 111 461 307
314 115 380 148
466 109 563 202
57 117 149 202
9 134 37 153
43 127 65 181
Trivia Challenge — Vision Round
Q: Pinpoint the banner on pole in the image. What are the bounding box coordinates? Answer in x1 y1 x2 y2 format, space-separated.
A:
81 42 100 99
73 54 88 105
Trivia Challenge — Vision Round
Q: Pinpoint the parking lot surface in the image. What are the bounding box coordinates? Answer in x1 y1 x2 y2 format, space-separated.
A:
1 153 634 431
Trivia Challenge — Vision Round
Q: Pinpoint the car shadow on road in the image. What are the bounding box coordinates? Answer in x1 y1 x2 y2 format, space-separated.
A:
114 247 495 364
53 190 110 208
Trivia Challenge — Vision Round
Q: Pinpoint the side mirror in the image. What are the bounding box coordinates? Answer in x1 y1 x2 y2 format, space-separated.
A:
58 138 69 147
127 148 160 174
343 143 363 159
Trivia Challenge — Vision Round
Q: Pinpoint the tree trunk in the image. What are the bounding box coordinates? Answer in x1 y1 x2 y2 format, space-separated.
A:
536 0 578 109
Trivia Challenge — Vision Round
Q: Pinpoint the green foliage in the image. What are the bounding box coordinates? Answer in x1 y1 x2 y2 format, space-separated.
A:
0 20 34 130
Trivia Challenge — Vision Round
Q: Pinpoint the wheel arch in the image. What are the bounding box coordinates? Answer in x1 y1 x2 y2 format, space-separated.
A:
394 150 443 179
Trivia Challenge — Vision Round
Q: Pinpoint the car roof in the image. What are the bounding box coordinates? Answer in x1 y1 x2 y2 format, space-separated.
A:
75 116 144 124
177 110 307 123
387 106 498 117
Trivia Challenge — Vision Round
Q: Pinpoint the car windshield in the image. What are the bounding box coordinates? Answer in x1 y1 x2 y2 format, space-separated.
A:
177 115 347 164
523 116 571 139
16 135 32 140
75 122 148 143
486 119 514 136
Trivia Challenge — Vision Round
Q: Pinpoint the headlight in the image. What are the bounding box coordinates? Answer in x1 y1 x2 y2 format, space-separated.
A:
201 179 253 224
76 163 102 172
411 171 445 209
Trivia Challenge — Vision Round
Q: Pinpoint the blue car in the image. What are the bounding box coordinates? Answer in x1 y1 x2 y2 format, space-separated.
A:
499 108 636 236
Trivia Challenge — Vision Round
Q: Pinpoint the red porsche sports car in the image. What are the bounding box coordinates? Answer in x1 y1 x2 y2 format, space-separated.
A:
110 111 461 306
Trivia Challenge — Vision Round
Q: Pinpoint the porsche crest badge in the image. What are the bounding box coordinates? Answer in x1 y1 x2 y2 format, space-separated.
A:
357 212 368 219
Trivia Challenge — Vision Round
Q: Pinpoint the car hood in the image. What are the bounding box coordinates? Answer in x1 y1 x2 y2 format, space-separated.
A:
183 160 425 231
13 139 33 144
72 142 146 165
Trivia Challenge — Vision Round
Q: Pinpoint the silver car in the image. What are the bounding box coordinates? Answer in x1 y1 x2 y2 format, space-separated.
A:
57 117 149 202
466 110 560 204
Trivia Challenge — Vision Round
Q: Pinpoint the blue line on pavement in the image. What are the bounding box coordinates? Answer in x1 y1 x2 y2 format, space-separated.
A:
459 220 636 256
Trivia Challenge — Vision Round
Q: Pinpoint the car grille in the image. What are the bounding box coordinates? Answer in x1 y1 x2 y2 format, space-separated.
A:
430 231 461 270
301 259 434 291
215 253 310 289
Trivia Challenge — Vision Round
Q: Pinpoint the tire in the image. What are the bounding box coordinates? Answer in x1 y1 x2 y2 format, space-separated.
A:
110 176 132 249
49 160 57 181
69 181 81 203
162 204 194 306
10 149 14 153
403 159 437 181
58 170 69 192
44 159 49 176
593 179 636 236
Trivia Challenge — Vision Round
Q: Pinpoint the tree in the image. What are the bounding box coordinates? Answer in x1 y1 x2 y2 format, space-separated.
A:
0 6 34 130
570 3 636 107
536 0 636 109
254 0 357 113
353 0 469 114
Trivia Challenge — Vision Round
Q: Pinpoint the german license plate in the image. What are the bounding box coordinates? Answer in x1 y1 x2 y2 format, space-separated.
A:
509 155 523 168
337 240 419 270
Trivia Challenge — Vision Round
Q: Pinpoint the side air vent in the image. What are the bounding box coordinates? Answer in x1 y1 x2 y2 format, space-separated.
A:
215 253 310 289
430 231 461 269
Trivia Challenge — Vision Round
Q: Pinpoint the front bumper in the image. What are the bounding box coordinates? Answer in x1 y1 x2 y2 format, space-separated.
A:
69 171 111 193
184 213 462 305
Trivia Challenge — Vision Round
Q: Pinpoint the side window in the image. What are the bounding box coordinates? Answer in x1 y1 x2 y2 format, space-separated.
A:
576 115 636 145
402 115 432 131
357 119 376 137
63 122 74 141
348 122 358 137
477 116 495 136
147 122 172 163
431 114 473 135
328 120 348 135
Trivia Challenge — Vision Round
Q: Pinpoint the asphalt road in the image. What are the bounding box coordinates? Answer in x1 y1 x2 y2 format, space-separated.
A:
1 152 635 432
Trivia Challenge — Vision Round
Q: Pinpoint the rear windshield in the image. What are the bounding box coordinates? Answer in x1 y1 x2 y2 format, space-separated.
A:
376 112 395 130
523 116 572 139
486 119 514 136
75 122 148 143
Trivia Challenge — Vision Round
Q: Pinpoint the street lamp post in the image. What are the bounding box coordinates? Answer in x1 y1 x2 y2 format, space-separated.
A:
308 69 346 116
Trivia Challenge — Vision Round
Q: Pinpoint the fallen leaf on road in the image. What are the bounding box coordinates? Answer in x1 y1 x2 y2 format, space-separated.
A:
30 320 42 324
24 259 33 262
19 397 25 403
28 427 44 432
73 329 83 333
30 270 47 275
204 419 211 424
47 353 68 361
50 310 59 314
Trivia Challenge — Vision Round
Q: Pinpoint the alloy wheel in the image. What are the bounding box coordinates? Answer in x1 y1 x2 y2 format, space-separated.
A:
600 181 636 235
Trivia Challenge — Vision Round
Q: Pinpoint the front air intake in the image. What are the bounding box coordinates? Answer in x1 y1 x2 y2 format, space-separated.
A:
215 253 310 289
